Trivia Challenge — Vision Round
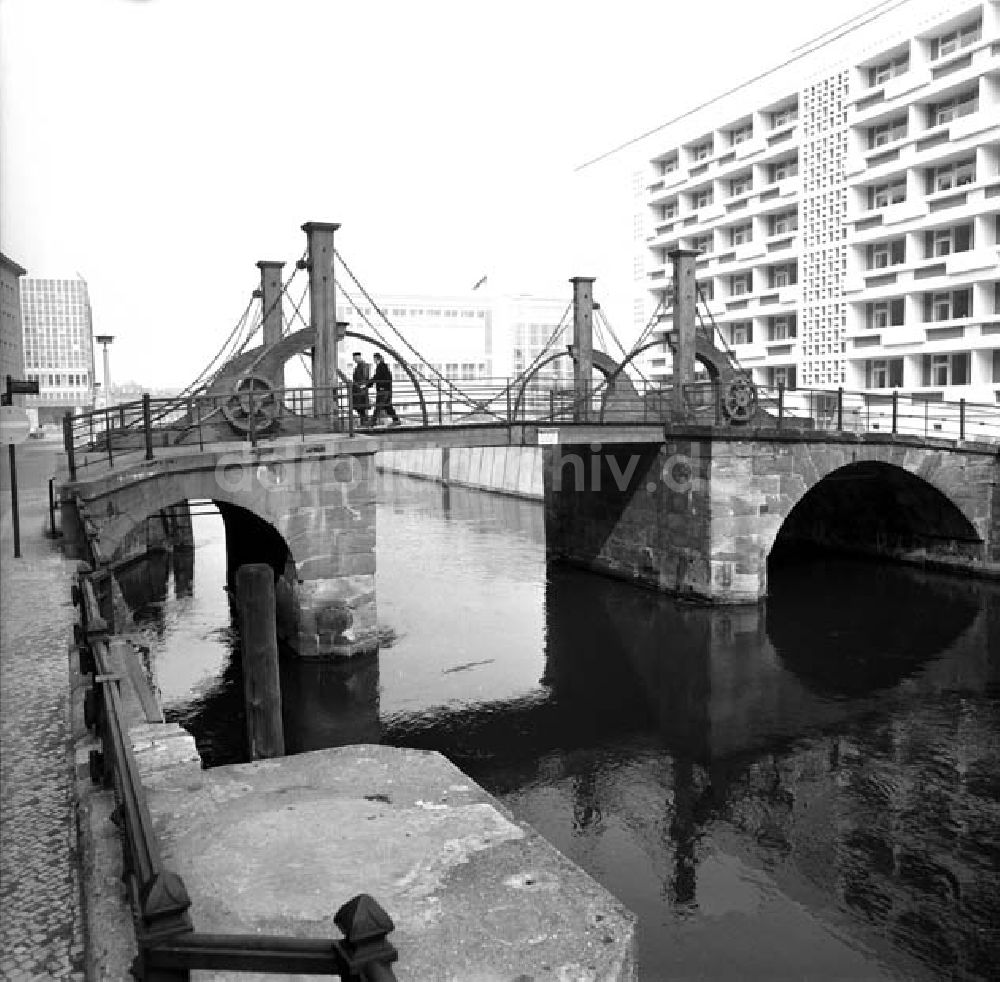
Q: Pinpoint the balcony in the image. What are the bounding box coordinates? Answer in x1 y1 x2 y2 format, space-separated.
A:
880 324 926 346
734 240 766 262
734 136 767 161
883 68 931 102
948 246 1000 275
882 198 929 225
950 111 996 141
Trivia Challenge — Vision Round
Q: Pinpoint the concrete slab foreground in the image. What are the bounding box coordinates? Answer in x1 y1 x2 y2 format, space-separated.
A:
147 744 636 981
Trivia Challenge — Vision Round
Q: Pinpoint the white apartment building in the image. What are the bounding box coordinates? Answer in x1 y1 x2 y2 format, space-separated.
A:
333 293 573 386
579 0 999 406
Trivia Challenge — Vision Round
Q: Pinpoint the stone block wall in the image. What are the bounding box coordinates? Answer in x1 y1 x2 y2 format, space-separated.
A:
543 439 717 598
63 443 381 659
708 436 1000 600
545 433 1000 605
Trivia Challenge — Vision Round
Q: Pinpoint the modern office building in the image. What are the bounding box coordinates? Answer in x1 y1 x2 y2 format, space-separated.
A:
20 277 97 422
0 254 27 404
578 0 999 405
333 292 574 385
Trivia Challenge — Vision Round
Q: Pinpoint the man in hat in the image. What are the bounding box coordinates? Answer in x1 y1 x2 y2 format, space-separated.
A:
351 351 370 426
367 352 400 426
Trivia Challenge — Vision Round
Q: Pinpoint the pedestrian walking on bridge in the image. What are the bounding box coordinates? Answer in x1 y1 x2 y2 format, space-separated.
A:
351 351 370 426
368 352 400 426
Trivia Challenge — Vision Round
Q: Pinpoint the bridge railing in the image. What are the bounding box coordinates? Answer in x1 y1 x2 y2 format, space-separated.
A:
61 377 591 477
71 564 400 980
680 380 1000 442
61 378 1000 480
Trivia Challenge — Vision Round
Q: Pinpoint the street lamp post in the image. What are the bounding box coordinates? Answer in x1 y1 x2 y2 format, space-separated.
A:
95 335 114 406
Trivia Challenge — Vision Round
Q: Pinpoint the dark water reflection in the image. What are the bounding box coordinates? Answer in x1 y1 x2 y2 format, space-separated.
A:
129 473 1000 982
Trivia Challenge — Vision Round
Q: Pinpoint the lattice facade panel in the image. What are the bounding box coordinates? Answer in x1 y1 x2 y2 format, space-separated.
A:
799 69 850 388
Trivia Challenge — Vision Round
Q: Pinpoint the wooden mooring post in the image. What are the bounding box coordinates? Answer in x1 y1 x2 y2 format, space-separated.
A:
236 563 285 759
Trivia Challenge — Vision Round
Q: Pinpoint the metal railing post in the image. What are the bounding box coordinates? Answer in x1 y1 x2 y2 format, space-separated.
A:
105 408 114 466
48 478 58 537
506 378 512 441
837 387 843 431
348 386 355 438
891 389 898 435
960 398 966 441
63 413 77 481
143 394 154 461
924 398 929 439
437 379 443 425
777 383 785 430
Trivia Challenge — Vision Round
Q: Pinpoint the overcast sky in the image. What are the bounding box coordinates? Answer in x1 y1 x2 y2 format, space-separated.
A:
2 0 886 388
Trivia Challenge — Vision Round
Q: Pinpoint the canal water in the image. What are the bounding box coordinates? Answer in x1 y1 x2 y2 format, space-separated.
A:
123 472 1000 982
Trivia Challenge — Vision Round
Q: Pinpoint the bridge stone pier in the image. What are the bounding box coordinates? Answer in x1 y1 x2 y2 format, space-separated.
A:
543 429 1000 603
61 436 380 657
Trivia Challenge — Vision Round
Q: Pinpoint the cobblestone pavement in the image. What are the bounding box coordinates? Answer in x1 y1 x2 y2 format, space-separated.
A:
1 441 86 981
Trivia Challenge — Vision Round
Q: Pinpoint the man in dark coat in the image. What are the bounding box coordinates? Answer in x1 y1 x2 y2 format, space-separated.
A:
367 352 400 426
351 351 370 426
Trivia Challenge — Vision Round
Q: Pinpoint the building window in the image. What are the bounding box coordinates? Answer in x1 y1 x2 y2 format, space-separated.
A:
660 155 678 175
690 233 713 253
925 224 973 256
662 200 678 220
868 178 906 209
868 53 909 87
691 140 712 162
697 280 715 302
769 211 797 236
867 116 907 148
865 299 905 328
770 106 797 129
730 174 752 197
926 157 976 193
730 272 752 295
769 264 797 288
768 316 796 341
730 124 753 146
767 366 796 389
866 239 906 269
928 88 978 127
930 20 981 60
924 289 972 321
768 159 797 183
730 222 753 246
922 352 970 386
730 320 752 345
866 358 904 388
693 188 713 209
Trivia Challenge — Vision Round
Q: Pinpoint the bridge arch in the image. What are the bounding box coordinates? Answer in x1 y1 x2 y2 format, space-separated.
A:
93 464 298 564
765 455 985 571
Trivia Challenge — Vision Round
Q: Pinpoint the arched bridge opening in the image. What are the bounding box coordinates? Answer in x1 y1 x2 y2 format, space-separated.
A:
768 461 984 572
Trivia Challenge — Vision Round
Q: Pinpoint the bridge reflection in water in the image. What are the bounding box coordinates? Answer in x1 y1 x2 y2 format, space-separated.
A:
126 473 1000 982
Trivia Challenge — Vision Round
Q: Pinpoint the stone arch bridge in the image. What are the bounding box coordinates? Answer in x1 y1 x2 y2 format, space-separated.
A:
543 428 1000 602
61 421 1000 663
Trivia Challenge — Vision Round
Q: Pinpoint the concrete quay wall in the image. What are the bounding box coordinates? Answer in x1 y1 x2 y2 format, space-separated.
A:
70 634 637 981
377 445 543 500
